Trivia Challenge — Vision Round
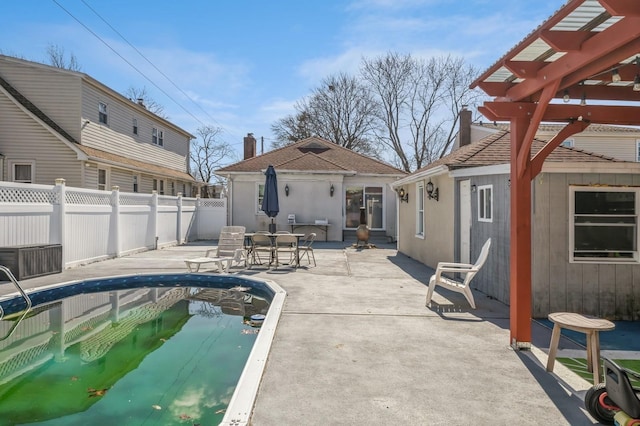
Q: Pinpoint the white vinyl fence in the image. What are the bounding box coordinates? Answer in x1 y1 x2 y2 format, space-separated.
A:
0 179 227 268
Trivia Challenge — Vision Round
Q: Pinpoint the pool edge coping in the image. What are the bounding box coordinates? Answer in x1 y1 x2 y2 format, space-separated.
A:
220 278 286 426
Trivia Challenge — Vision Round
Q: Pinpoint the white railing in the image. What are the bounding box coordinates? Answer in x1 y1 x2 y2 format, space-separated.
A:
0 179 227 268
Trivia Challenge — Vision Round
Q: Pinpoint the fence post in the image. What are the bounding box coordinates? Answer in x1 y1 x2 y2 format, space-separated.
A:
177 192 183 245
151 190 158 249
195 194 201 241
112 186 121 257
55 178 66 267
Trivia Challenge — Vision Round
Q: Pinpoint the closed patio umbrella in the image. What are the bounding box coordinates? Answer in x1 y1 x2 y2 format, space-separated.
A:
261 165 279 233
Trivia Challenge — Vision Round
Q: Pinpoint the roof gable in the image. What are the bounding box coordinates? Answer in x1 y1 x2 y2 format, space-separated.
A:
217 137 406 176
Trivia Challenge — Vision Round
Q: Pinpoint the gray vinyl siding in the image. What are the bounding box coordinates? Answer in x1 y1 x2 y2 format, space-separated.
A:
574 136 638 162
0 93 82 186
462 174 511 304
532 172 640 320
80 84 189 172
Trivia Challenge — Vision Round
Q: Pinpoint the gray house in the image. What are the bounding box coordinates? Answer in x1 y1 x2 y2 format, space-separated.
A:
394 128 640 320
216 136 407 242
0 55 195 194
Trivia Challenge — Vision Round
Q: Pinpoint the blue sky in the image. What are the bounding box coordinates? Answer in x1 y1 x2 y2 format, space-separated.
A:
0 0 561 163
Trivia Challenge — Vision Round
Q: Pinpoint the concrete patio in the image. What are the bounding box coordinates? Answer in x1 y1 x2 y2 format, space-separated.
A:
2 241 600 425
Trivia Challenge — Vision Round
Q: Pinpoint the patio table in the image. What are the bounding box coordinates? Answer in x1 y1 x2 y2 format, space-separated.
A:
245 233 305 267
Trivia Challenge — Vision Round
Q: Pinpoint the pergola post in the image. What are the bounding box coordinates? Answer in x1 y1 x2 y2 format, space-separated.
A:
509 115 533 349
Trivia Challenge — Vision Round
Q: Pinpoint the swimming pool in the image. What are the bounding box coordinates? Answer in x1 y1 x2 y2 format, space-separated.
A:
0 273 285 425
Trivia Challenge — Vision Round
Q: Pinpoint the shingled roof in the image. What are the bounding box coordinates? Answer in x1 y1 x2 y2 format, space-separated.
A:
416 130 620 174
217 137 407 176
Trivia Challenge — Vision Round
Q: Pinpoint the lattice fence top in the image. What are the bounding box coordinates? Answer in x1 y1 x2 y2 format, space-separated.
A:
0 186 57 204
200 198 226 208
120 194 152 206
66 190 111 205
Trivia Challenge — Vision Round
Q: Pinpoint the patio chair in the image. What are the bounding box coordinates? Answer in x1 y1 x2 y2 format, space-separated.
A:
298 233 316 266
425 238 491 309
250 233 275 266
185 226 246 273
274 234 298 268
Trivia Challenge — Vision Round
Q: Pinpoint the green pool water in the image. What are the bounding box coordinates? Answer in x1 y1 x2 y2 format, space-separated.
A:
0 286 268 425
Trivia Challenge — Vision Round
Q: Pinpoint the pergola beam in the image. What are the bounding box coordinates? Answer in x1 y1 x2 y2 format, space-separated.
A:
540 30 594 51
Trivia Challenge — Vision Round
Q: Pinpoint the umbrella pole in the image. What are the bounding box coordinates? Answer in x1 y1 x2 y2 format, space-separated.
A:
269 218 276 234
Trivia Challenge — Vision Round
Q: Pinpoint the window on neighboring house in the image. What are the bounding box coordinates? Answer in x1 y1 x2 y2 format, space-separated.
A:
570 186 638 262
182 184 186 196
636 140 640 162
416 182 425 237
159 180 165 195
153 179 158 192
561 138 574 148
98 169 107 191
133 118 138 135
170 181 175 196
11 161 34 183
478 185 493 222
152 128 164 146
133 175 139 193
98 102 108 125
257 183 265 213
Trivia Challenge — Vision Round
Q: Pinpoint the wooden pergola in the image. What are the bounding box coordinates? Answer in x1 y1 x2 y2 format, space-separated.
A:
470 0 640 349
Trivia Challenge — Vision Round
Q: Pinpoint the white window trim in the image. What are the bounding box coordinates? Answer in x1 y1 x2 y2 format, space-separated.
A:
9 160 35 183
636 139 640 162
257 182 265 214
98 102 108 125
97 168 109 191
569 185 639 264
477 184 493 223
415 182 425 239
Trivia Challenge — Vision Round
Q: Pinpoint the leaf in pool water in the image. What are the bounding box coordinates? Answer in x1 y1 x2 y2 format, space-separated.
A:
160 338 167 342
215 408 226 414
241 329 259 335
178 413 192 420
70 376 79 381
87 387 109 397
152 404 162 410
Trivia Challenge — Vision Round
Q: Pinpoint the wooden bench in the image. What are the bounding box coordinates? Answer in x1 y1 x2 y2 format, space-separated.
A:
545 312 615 385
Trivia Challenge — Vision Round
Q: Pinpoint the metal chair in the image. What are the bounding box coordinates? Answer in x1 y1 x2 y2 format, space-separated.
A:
250 233 275 266
274 234 298 268
298 233 316 266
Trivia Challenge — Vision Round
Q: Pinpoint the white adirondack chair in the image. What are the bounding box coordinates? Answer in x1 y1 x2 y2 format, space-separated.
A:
425 238 491 309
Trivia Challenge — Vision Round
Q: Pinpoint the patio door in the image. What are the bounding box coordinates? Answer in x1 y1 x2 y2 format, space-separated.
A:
459 180 471 264
345 186 383 229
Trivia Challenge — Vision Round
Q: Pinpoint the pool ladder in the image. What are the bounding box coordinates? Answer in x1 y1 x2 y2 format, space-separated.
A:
0 265 32 341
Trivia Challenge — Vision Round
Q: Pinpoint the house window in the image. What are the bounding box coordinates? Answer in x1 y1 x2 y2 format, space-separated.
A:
133 175 138 193
257 183 265 213
636 140 640 162
345 186 383 229
570 186 638 262
98 169 107 191
182 184 186 196
152 128 164 146
11 161 34 183
153 179 158 192
159 180 164 195
416 182 425 237
170 181 175 196
98 102 108 125
561 138 574 148
133 118 138 135
478 185 493 222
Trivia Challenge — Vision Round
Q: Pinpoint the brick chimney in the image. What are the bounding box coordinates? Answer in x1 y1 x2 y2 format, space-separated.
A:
243 133 257 159
459 105 472 148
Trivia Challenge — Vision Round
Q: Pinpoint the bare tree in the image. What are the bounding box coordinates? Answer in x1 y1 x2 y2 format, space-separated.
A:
190 125 234 197
46 44 81 71
271 73 380 156
361 53 483 172
124 86 168 119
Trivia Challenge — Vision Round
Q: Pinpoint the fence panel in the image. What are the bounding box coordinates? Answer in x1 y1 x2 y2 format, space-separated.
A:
0 181 227 269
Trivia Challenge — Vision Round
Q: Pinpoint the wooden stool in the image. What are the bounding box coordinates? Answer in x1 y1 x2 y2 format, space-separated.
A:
546 312 615 385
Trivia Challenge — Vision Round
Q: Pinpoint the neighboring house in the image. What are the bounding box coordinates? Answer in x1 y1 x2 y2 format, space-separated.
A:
394 126 640 321
215 135 407 242
0 55 195 195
